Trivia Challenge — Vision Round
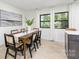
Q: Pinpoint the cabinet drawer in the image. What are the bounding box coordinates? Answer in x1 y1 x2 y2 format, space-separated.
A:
66 34 79 59
68 35 79 42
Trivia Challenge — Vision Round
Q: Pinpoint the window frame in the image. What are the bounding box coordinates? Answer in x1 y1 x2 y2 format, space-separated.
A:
54 11 69 29
40 14 50 28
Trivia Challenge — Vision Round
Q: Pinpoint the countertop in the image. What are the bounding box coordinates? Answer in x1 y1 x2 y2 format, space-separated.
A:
65 31 79 35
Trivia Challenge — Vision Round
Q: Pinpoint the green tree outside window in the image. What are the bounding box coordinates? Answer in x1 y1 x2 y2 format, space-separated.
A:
40 14 50 28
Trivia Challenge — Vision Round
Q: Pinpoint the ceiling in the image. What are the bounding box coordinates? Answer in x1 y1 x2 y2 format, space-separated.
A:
0 0 74 11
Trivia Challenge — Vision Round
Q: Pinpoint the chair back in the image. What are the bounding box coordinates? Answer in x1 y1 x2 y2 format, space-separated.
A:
32 33 38 41
37 31 41 38
11 29 18 34
29 33 37 46
20 28 26 32
4 34 16 47
33 28 39 31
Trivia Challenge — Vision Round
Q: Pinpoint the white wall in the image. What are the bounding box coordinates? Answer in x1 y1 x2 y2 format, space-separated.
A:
25 5 69 42
53 5 69 42
0 1 26 45
36 8 53 40
24 11 37 28
69 2 79 30
24 9 53 40
15 2 79 43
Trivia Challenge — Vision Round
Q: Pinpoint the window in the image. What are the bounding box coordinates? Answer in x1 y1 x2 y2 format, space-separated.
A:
54 12 69 29
40 14 50 28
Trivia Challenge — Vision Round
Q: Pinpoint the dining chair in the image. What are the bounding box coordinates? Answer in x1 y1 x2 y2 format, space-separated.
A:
26 33 37 58
4 34 23 59
11 29 19 34
37 31 41 45
34 31 41 49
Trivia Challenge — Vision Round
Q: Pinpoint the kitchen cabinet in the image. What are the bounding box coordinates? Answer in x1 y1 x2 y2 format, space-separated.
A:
65 31 79 59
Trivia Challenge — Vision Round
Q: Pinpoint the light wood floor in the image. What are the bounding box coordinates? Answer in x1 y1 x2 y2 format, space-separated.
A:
0 40 67 59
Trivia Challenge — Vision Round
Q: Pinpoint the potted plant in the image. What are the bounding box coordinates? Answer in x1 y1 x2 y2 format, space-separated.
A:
25 18 34 31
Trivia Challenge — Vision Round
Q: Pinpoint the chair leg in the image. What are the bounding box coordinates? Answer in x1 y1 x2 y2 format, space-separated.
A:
14 51 17 59
21 50 23 56
36 41 39 49
39 39 41 45
20 46 24 55
22 45 24 55
28 47 32 58
5 48 9 59
34 44 36 51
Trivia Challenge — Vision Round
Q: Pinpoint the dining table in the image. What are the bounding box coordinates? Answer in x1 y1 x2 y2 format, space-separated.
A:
13 29 39 59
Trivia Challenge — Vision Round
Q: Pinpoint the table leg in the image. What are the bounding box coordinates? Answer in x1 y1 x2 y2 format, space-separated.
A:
24 44 26 59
